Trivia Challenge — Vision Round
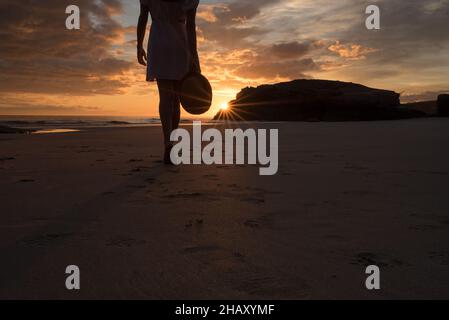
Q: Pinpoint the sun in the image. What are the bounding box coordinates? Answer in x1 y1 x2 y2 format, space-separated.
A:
220 102 229 111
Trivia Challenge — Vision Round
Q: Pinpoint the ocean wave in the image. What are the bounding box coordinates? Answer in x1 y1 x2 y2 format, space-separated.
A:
0 117 219 130
0 117 162 129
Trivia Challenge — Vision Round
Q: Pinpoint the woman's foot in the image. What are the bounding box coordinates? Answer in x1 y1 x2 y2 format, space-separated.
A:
163 144 175 165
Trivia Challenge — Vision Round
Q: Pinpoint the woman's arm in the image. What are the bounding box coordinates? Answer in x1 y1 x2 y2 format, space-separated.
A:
186 7 201 73
137 3 149 66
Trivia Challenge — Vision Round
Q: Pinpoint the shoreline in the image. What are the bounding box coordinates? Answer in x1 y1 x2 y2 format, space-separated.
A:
1 116 448 135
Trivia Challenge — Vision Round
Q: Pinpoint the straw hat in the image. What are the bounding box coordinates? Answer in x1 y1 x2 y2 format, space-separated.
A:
180 72 213 115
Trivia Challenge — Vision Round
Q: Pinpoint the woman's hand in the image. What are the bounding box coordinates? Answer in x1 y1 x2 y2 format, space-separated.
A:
190 58 201 74
137 4 149 66
137 47 147 66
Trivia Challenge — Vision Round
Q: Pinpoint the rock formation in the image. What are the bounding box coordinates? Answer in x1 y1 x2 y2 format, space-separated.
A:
438 94 449 116
214 79 425 121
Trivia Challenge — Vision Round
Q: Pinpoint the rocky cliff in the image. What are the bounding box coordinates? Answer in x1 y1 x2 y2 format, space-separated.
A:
214 79 425 121
438 94 449 116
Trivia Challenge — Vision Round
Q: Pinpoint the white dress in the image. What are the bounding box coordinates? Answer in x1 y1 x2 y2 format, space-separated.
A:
140 0 200 81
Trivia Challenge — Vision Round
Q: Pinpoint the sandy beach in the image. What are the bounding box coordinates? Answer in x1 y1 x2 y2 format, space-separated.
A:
1 119 449 299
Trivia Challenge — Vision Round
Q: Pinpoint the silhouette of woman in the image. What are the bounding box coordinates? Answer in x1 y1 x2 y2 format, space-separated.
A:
137 0 201 164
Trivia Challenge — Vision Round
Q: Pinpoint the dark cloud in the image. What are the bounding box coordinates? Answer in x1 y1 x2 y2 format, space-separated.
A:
0 0 132 95
0 98 101 115
268 41 314 59
198 0 281 49
334 0 449 77
215 0 282 23
198 0 323 80
236 58 318 79
206 0 448 95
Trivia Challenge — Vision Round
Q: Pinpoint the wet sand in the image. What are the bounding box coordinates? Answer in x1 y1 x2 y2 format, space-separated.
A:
1 119 449 299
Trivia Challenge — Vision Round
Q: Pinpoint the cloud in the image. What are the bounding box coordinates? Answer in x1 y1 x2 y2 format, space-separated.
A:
328 41 377 60
197 0 325 84
235 58 318 79
0 0 134 95
0 97 101 115
1 0 449 114
268 41 315 59
332 0 449 77
198 0 281 49
401 90 449 103
214 0 282 23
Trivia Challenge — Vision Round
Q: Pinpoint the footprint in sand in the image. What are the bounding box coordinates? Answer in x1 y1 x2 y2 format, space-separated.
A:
409 170 449 176
216 165 233 170
244 220 260 228
351 252 405 268
127 185 147 189
230 271 310 298
343 190 379 197
409 224 442 231
18 179 35 183
409 213 449 227
241 197 265 204
324 234 346 241
78 148 94 153
238 190 266 204
106 236 146 247
243 215 275 229
185 219 204 230
233 252 245 259
163 192 204 199
131 166 152 173
428 251 449 266
101 191 116 196
344 163 369 171
203 174 219 180
20 233 75 246
181 245 221 254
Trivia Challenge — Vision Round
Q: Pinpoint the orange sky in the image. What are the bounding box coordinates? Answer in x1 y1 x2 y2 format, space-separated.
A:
0 0 448 118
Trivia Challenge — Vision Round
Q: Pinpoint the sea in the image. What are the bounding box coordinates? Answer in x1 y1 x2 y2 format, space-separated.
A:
0 115 219 133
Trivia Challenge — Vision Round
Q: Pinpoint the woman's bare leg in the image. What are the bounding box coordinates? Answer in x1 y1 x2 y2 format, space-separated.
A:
172 85 181 131
157 79 181 165
157 79 177 148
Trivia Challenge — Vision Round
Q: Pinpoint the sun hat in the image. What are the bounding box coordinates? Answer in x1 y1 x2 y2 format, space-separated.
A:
179 72 213 115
